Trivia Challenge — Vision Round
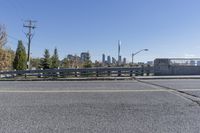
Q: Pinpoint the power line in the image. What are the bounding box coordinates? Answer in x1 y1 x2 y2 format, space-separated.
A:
7 34 27 44
6 41 16 48
7 34 19 41
23 20 37 69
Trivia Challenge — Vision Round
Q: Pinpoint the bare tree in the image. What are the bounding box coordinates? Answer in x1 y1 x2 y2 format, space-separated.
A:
0 25 7 48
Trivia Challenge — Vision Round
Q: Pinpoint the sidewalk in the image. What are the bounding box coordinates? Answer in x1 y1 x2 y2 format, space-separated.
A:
135 75 200 80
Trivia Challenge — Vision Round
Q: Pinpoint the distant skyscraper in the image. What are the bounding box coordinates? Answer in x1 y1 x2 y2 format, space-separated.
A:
80 52 90 62
123 58 126 64
118 55 122 64
112 57 117 64
67 54 75 60
107 56 111 64
118 40 121 64
102 54 105 63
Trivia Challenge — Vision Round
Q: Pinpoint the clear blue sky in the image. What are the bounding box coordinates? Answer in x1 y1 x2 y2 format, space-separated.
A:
1 0 200 62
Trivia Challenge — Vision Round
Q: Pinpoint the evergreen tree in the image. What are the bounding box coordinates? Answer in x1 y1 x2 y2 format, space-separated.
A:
40 49 51 69
51 47 60 68
13 40 27 70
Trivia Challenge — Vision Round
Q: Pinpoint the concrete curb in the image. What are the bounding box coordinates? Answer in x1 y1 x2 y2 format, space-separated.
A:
135 76 200 80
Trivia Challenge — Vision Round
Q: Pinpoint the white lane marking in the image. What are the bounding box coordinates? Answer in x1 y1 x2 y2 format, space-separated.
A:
0 89 173 93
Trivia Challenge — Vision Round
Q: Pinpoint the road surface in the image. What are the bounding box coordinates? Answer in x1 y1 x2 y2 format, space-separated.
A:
0 80 200 133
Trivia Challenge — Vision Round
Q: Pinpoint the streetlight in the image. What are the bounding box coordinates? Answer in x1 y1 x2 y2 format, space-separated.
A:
132 49 148 65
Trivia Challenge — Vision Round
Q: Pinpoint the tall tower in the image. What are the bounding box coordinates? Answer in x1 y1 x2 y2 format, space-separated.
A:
107 56 111 64
102 54 105 63
118 40 121 64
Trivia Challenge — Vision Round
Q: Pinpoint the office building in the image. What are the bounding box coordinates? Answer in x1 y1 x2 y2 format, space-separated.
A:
118 55 122 64
112 57 117 64
80 52 90 62
67 54 75 60
107 56 111 64
123 58 126 64
118 40 121 63
102 54 106 63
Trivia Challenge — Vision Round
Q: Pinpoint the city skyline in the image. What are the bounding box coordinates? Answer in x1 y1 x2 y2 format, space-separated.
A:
1 0 200 62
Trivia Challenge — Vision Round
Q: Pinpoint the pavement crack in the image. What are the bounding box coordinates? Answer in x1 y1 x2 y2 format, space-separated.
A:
135 78 200 107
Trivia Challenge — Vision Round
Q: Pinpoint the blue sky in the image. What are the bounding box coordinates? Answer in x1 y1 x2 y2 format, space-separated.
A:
1 0 200 62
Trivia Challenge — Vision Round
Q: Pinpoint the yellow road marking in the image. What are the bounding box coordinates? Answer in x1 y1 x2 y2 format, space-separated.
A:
0 89 172 93
0 89 198 93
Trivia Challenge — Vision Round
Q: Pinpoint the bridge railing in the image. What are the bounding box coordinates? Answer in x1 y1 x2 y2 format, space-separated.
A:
0 66 154 78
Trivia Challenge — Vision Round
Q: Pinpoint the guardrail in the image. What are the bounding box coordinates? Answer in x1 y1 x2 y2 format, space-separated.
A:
0 66 154 78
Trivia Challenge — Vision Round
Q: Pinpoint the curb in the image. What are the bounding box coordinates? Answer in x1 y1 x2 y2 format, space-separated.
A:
135 76 200 80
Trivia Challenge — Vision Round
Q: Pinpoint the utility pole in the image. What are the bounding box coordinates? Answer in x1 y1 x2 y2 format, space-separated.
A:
23 20 37 69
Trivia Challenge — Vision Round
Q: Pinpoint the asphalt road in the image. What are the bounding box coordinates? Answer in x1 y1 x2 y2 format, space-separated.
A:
0 80 200 133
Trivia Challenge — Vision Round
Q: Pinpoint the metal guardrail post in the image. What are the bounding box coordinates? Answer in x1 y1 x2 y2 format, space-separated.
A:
13 69 16 78
135 68 138 76
96 70 99 77
75 70 77 77
130 70 133 77
38 68 43 78
57 67 60 77
24 69 27 79
146 65 150 76
141 65 144 76
118 70 121 77
107 70 111 76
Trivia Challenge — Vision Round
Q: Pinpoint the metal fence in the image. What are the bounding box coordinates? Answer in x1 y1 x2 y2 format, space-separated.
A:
0 66 153 79
154 58 200 75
